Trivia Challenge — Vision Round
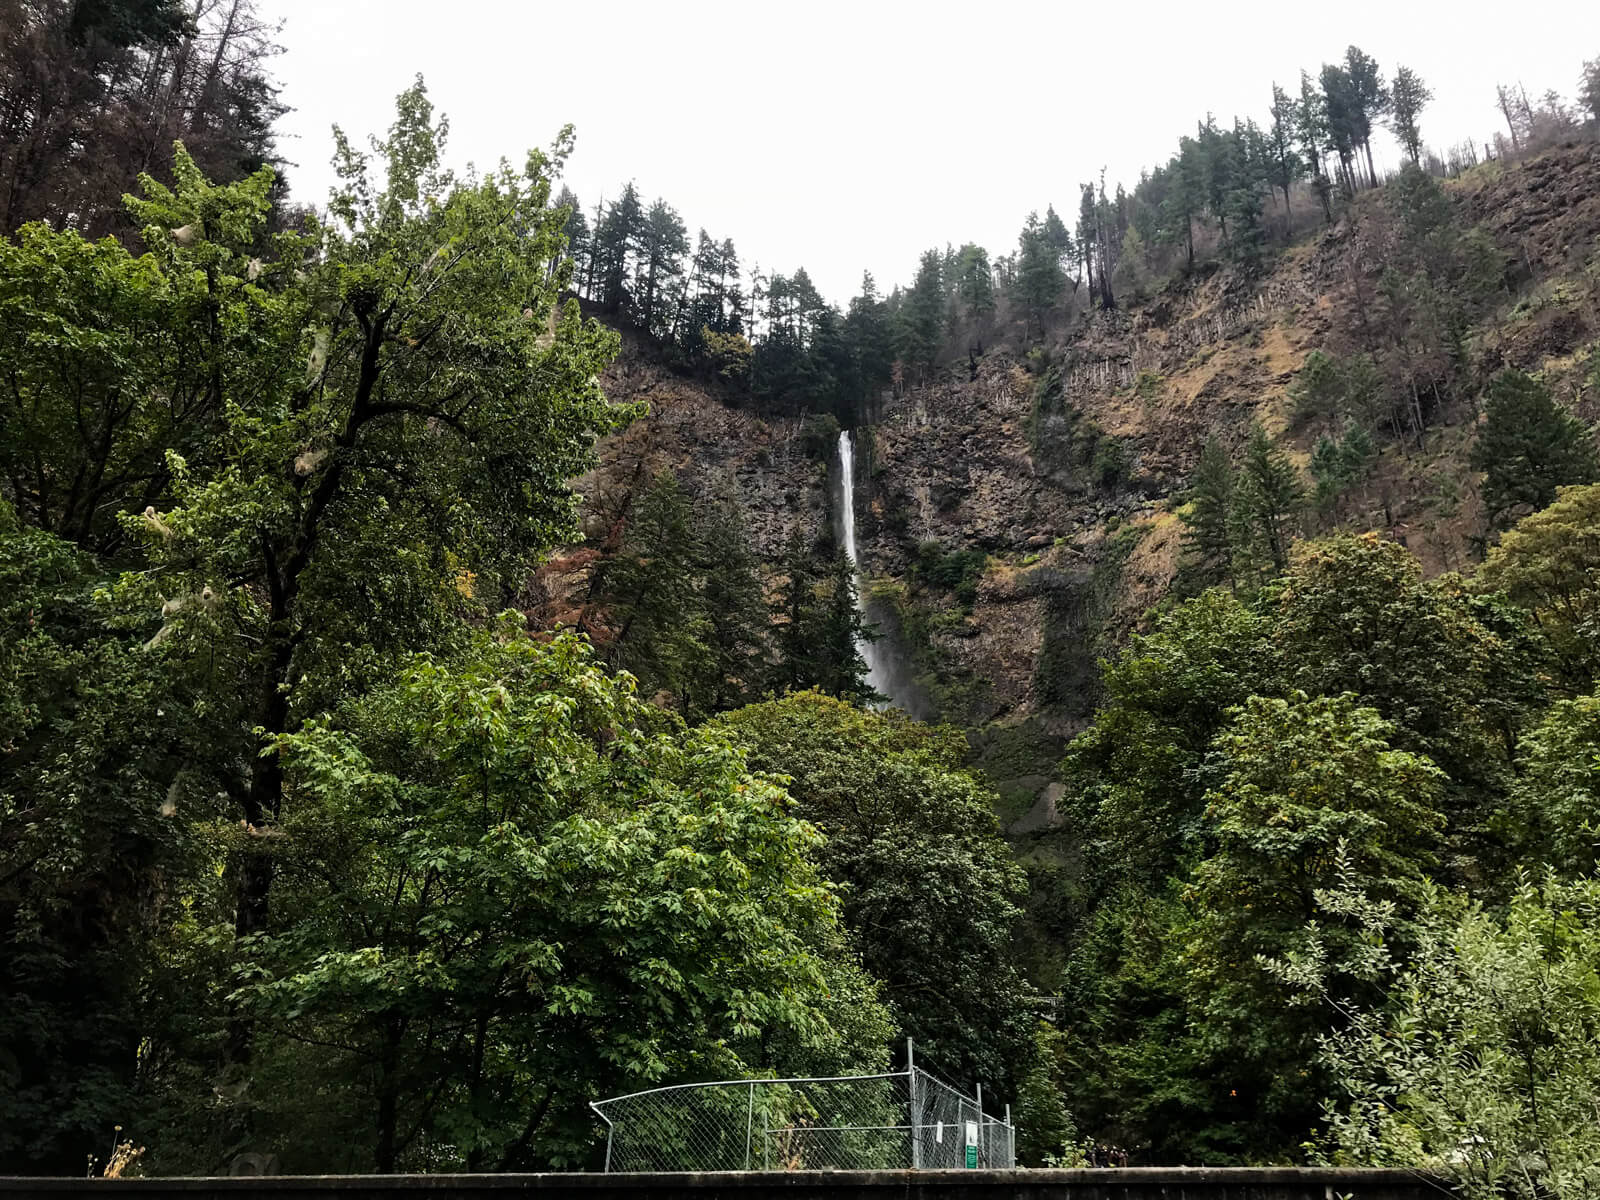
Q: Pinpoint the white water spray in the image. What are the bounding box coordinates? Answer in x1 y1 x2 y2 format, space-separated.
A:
837 429 891 701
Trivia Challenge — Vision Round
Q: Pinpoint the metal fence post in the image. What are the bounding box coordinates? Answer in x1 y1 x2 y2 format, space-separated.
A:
1004 1103 1013 1168
744 1080 755 1171
907 1038 921 1170
975 1083 984 1168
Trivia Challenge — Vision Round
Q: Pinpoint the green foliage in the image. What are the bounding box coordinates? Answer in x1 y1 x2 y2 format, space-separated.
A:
799 412 842 460
0 504 199 1170
242 628 888 1170
597 471 709 702
1235 424 1305 577
715 694 1035 1096
912 541 987 611
1386 65 1432 163
1279 872 1600 1200
1183 693 1444 1150
1511 689 1600 874
772 535 876 704
1012 1024 1082 1166
1178 437 1236 591
1480 482 1600 689
1310 423 1376 518
1471 369 1599 530
1063 528 1555 1158
1015 212 1066 333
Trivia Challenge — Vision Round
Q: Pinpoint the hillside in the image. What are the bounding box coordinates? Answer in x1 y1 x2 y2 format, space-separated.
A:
543 142 1600 837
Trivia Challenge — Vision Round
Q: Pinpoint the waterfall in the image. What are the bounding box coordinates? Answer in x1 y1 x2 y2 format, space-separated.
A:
837 429 890 701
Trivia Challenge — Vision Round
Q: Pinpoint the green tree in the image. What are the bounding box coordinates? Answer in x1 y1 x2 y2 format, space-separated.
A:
1478 482 1600 689
1014 213 1064 335
1509 688 1600 874
595 181 644 316
716 693 1036 1095
1267 83 1303 222
1281 873 1600 1200
635 198 689 339
1271 535 1546 868
1471 369 1600 530
594 471 709 706
1387 65 1433 164
953 243 995 325
0 504 198 1171
1234 424 1303 574
1342 46 1388 188
1185 692 1444 1154
688 494 772 716
1580 55 1600 126
1309 423 1375 519
895 249 944 383
1179 436 1236 590
107 82 625 1077
246 627 889 1171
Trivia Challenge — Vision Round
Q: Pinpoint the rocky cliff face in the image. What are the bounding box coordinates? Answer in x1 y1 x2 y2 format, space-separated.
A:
538 142 1600 827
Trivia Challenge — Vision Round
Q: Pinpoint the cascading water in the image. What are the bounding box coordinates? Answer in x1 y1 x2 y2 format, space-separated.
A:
837 429 891 702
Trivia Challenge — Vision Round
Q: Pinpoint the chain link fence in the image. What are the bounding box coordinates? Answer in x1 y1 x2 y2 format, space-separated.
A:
591 1045 1015 1172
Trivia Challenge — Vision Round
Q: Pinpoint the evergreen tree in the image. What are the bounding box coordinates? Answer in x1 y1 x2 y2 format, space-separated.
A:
1311 423 1377 519
1581 56 1600 126
953 243 996 325
595 181 644 315
1015 213 1064 335
1343 46 1389 188
1267 83 1303 222
1470 369 1600 530
1297 71 1336 221
688 495 771 716
1235 423 1305 574
635 198 689 339
595 471 709 702
552 186 588 281
1180 436 1236 590
818 551 877 703
844 271 894 408
1387 65 1433 164
896 249 944 382
772 536 874 702
1320 63 1361 193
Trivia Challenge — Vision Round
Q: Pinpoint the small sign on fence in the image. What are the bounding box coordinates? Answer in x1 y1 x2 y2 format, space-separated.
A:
964 1122 978 1168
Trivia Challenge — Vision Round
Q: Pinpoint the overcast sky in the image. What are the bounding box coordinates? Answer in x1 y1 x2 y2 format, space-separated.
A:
270 1 1600 306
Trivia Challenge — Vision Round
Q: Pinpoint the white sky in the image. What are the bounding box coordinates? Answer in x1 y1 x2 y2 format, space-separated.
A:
270 0 1600 306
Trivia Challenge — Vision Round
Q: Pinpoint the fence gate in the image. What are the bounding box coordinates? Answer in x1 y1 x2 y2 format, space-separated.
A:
590 1040 1015 1172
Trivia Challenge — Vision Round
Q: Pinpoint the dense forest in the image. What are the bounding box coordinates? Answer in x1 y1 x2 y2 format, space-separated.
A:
5 3 1600 1196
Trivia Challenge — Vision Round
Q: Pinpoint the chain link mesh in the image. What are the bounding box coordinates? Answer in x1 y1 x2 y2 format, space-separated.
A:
592 1065 1015 1172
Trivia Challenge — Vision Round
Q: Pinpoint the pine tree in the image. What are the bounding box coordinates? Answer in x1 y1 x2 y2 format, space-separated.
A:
1267 83 1303 222
636 198 689 339
1236 423 1305 573
1015 213 1064 335
954 243 996 324
552 186 588 282
1320 64 1361 193
1343 46 1388 188
595 471 709 703
1471 370 1600 529
818 552 877 703
688 496 771 716
1180 436 1237 590
895 250 944 384
1387 66 1433 164
595 182 644 316
1581 56 1600 126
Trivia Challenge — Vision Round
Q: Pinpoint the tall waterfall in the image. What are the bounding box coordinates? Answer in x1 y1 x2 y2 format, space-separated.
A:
837 429 890 701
